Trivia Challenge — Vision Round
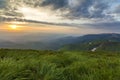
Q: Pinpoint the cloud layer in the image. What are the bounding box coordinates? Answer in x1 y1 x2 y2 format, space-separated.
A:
0 0 120 28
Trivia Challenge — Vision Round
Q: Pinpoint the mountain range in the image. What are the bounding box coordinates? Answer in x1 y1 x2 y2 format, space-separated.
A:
60 33 120 52
0 33 120 51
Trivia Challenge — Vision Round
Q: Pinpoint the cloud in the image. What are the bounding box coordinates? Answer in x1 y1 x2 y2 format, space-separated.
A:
0 0 120 25
83 21 120 31
114 5 120 13
38 0 109 20
106 4 120 21
0 0 24 22
0 0 7 8
40 0 68 9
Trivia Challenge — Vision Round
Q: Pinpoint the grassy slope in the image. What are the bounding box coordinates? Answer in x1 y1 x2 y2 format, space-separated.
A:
0 49 120 80
61 41 120 52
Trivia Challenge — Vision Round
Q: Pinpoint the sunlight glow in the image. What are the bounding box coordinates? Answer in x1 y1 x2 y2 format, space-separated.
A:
17 6 61 23
20 7 31 13
9 25 18 30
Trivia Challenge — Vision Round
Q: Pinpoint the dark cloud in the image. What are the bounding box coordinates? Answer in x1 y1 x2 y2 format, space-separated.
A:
4 12 23 17
65 0 93 19
0 0 7 8
40 0 68 9
63 0 109 19
114 5 120 13
83 21 120 30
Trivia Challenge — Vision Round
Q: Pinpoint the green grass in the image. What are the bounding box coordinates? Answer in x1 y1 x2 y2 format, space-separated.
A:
0 49 120 80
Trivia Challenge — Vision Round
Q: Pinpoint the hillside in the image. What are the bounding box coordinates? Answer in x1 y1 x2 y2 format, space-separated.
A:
0 49 120 80
60 33 120 52
1 33 120 50
61 41 120 52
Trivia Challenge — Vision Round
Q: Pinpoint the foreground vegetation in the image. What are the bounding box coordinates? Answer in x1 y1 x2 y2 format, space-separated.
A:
0 49 120 80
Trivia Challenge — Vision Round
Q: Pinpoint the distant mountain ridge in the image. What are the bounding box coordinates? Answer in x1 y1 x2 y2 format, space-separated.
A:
60 33 120 52
0 33 120 51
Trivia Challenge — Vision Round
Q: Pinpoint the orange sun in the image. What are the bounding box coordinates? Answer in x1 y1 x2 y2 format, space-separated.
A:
9 25 18 30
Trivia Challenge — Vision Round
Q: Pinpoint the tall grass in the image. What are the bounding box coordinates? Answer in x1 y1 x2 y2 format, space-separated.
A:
0 49 120 80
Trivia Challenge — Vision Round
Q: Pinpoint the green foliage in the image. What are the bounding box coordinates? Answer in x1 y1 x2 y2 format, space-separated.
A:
61 41 120 52
0 49 120 80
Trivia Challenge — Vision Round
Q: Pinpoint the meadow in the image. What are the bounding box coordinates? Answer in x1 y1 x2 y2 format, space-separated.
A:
0 49 120 80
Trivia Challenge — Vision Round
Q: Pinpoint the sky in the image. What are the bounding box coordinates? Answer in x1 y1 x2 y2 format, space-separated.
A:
0 0 120 42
